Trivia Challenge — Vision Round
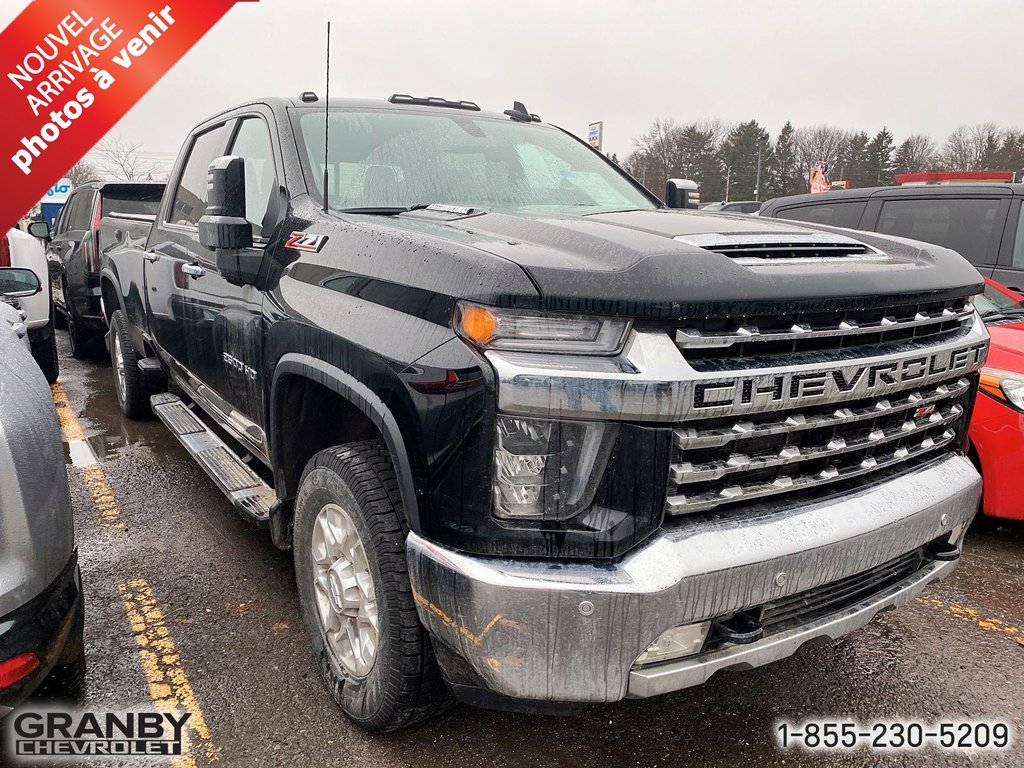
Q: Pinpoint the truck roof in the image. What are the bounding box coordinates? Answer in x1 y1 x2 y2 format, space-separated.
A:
763 182 1024 209
199 95 544 128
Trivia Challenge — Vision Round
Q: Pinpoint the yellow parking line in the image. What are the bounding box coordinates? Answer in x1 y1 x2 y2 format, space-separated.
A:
52 382 216 765
916 595 1023 638
52 383 121 528
119 578 218 767
51 382 86 441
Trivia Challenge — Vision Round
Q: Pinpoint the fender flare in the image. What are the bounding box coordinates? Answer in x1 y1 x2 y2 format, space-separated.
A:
269 353 421 533
98 266 123 321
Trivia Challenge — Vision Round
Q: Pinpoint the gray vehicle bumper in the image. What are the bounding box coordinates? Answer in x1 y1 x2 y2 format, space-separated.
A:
406 453 980 704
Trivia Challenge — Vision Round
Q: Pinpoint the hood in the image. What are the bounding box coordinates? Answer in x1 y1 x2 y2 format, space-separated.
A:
375 207 983 318
985 321 1024 371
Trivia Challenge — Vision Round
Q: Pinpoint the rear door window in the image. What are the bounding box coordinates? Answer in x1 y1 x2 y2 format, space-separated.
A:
875 198 1003 266
65 191 94 232
775 201 866 228
169 124 232 227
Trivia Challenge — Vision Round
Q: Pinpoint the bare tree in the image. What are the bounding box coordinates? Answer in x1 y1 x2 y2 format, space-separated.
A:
96 137 162 181
893 134 938 175
630 118 684 195
65 159 98 187
695 118 733 150
942 123 1000 171
794 125 851 183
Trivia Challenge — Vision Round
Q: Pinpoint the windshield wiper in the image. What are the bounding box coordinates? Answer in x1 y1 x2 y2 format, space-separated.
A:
980 308 1024 322
337 203 475 216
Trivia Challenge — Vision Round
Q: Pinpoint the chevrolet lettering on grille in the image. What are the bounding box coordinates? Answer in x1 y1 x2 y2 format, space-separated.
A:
693 341 988 410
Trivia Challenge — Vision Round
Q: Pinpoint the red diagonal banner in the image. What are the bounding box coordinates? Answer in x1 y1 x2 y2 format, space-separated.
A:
0 0 257 231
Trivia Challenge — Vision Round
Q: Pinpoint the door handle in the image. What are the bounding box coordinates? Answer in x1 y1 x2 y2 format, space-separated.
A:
144 251 160 263
181 263 206 278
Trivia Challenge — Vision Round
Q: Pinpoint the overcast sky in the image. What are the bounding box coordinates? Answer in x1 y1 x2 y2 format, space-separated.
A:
3 0 1022 174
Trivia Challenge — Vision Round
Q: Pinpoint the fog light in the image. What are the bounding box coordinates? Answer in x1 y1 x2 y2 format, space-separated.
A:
493 415 617 521
634 622 711 666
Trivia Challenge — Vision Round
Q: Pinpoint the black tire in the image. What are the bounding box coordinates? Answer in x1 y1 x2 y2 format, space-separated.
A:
109 309 160 419
31 325 60 385
65 281 98 360
37 599 86 702
294 440 453 731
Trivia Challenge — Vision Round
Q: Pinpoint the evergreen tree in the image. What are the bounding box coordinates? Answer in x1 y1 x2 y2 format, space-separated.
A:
866 127 896 185
996 131 1024 180
677 123 726 202
844 131 872 188
768 121 804 197
720 120 773 201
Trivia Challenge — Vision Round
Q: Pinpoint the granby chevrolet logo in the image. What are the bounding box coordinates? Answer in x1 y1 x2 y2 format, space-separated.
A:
7 709 191 759
693 342 987 410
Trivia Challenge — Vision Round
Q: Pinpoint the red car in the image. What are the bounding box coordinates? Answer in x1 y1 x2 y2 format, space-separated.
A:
971 278 1024 520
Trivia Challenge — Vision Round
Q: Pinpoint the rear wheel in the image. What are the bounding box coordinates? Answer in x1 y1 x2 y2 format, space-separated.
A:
64 280 98 360
110 310 160 419
294 440 453 731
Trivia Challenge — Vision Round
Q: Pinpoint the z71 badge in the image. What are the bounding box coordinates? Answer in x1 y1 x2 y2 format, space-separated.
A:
285 232 329 253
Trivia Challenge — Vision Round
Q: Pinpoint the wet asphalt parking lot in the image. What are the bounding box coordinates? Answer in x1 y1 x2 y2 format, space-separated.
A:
5 330 1024 768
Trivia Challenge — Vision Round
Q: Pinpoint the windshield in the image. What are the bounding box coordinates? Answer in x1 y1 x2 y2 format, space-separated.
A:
976 282 1024 316
293 109 655 215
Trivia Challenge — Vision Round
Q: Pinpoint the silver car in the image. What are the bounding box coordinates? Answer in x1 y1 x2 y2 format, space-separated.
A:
0 268 84 716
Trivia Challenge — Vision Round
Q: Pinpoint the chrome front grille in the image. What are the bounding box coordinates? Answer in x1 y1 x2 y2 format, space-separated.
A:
665 376 974 515
676 295 975 371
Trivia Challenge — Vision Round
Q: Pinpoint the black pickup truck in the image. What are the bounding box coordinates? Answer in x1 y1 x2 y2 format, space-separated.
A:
100 94 988 731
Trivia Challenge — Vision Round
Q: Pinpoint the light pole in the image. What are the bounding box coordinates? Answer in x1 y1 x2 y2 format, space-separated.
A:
754 147 762 201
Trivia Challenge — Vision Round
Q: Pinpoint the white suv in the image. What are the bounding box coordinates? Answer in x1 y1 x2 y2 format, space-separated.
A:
3 226 58 383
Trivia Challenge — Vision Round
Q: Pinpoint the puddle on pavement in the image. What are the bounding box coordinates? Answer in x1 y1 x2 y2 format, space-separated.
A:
60 361 182 464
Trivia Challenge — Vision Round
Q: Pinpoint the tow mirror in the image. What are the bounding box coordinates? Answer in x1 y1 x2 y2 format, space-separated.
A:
27 221 50 240
0 267 42 298
198 155 260 287
666 178 700 209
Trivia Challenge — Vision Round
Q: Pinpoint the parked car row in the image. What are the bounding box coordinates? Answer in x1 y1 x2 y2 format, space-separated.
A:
0 269 84 717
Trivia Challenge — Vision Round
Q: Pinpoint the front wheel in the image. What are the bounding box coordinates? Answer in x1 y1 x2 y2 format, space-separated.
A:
294 440 453 731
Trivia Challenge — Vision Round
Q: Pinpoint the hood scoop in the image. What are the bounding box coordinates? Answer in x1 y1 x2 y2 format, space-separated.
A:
673 232 889 265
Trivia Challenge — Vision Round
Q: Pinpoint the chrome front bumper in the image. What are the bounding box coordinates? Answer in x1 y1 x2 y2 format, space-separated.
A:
406 453 980 704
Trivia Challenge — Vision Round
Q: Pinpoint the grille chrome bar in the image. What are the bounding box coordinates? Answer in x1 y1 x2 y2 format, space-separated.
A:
665 428 957 515
670 404 962 485
674 377 972 451
675 305 973 349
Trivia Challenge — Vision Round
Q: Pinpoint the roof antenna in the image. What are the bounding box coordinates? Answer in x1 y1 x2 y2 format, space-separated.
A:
322 21 331 212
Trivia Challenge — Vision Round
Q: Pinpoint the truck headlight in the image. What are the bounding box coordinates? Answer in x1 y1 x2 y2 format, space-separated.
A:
980 368 1024 412
493 415 618 521
454 302 631 355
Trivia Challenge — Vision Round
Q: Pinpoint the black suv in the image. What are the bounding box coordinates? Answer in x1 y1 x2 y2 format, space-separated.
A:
45 181 165 358
759 184 1024 291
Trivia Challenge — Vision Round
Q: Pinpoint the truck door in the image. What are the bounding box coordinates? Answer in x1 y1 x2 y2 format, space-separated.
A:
146 122 233 397
178 115 282 460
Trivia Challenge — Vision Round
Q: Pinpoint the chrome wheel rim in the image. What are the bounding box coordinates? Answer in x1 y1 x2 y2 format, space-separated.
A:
311 503 379 678
112 332 127 405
